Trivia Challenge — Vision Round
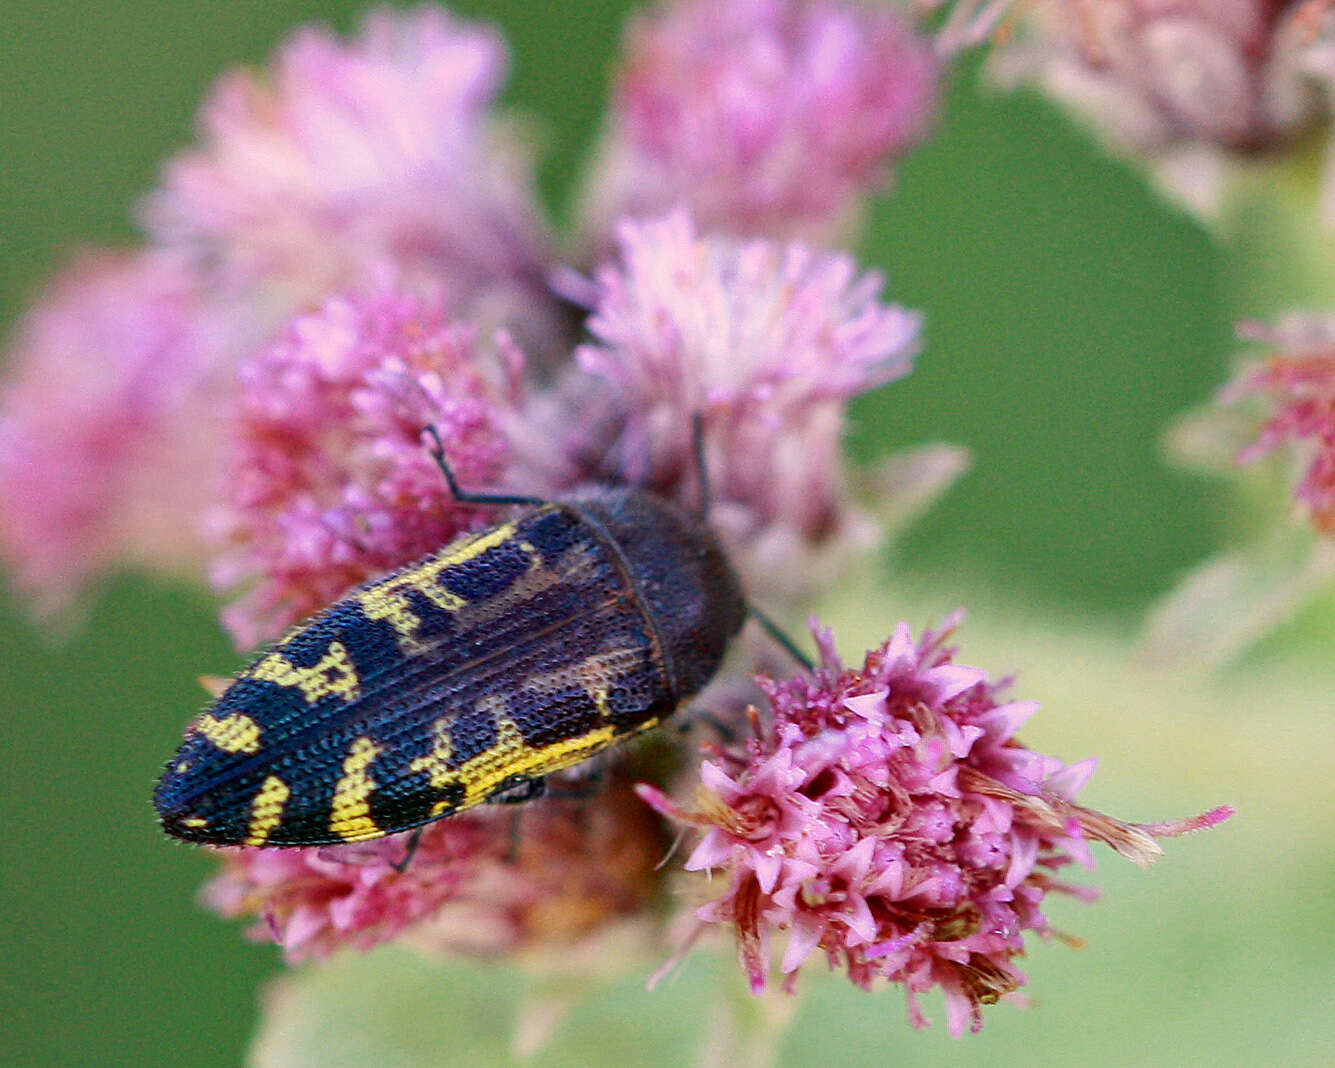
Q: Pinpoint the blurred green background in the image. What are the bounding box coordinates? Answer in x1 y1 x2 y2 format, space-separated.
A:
2 2 1330 1066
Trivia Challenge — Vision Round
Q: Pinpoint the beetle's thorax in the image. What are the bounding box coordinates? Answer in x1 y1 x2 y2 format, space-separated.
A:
560 488 746 701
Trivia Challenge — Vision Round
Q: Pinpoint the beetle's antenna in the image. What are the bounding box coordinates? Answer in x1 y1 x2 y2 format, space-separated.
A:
684 413 811 669
750 606 815 672
421 425 546 508
690 411 710 521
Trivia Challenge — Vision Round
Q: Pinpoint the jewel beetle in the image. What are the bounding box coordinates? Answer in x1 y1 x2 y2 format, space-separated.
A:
154 427 750 847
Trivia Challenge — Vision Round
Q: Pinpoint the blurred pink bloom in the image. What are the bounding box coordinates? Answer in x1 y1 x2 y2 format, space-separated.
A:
0 250 235 610
577 0 939 252
1142 313 1335 668
996 0 1317 150
142 6 563 362
640 616 1232 1035
567 211 922 605
1228 315 1335 531
204 779 669 963
991 1 1329 217
212 284 532 648
204 812 493 963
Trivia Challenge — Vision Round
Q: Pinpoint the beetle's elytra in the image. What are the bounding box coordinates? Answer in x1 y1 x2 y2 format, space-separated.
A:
154 488 746 847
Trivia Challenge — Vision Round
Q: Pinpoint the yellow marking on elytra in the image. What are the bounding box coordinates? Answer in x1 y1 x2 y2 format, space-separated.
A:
412 694 635 819
244 775 290 845
460 718 617 809
360 521 524 654
406 696 467 783
180 816 208 829
251 640 360 704
192 712 262 754
360 585 457 656
329 736 383 842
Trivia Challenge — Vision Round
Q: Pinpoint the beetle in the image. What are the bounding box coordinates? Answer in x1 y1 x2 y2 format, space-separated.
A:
154 425 757 848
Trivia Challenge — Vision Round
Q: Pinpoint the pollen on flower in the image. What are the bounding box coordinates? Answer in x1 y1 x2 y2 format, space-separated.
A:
566 210 922 606
638 615 1232 1036
0 250 233 610
211 284 530 648
203 778 670 964
1225 315 1335 533
577 0 938 251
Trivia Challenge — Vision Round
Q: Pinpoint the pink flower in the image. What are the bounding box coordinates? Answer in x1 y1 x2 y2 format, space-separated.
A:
211 284 533 648
204 778 669 963
990 1 1328 216
640 616 1232 1036
142 6 563 363
2 8 569 617
577 0 938 252
0 250 236 610
1226 315 1335 532
567 211 922 605
1142 314 1335 668
203 813 493 963
996 1 1317 151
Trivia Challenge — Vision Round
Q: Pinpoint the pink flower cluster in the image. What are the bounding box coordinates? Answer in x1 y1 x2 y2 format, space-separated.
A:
580 0 938 249
205 777 669 963
142 6 560 358
640 617 1232 1034
990 0 1335 217
211 284 529 647
204 810 495 963
568 212 921 602
0 0 1236 1039
0 1 942 619
995 1 1320 153
1228 316 1335 532
0 251 233 610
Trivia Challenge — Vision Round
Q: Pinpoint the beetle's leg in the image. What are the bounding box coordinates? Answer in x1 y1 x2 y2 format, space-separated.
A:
390 826 425 874
486 776 548 805
750 606 815 672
